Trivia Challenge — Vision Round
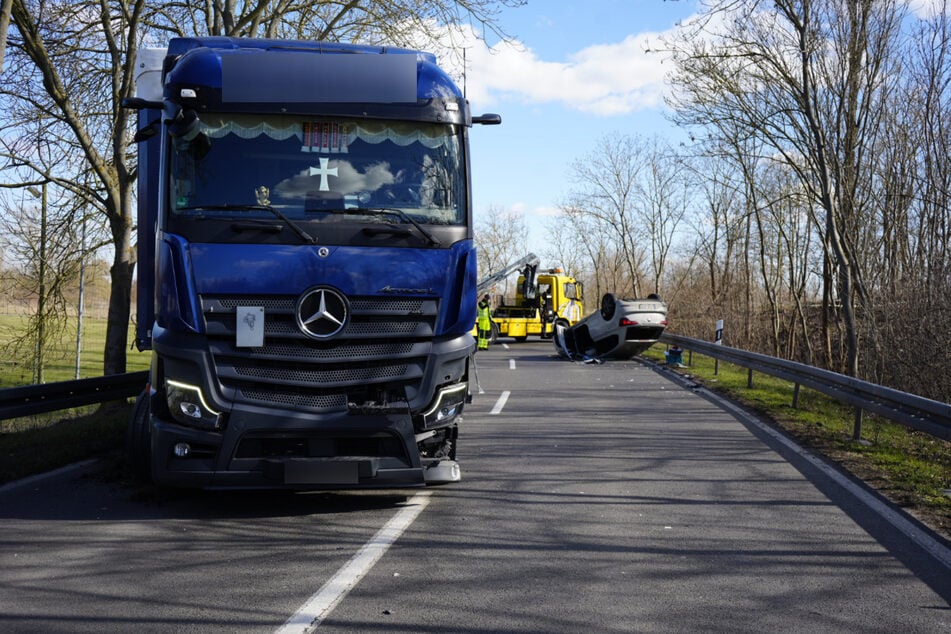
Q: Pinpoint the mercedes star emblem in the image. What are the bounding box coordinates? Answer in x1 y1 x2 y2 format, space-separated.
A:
296 287 348 339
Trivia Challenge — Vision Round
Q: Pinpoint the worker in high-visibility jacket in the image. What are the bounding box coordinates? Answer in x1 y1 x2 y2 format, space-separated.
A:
477 293 492 350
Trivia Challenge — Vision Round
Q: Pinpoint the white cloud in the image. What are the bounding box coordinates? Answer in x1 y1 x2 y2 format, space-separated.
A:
456 27 676 116
908 0 945 19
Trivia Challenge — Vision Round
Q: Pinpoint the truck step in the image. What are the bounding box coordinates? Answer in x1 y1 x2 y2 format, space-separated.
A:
423 460 461 484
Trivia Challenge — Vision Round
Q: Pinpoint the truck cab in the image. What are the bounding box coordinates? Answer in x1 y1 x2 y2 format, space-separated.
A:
125 37 499 489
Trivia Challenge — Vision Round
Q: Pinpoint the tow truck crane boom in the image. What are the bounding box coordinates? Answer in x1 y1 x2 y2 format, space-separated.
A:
476 253 540 294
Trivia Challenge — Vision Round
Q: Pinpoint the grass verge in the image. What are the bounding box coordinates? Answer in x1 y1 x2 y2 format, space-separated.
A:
644 345 951 538
0 402 134 484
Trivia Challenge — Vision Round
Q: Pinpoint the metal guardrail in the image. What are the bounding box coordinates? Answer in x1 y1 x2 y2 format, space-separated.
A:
4 336 951 443
660 333 951 442
0 371 148 421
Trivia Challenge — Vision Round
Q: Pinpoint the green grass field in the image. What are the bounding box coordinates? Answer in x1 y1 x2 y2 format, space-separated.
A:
0 314 150 387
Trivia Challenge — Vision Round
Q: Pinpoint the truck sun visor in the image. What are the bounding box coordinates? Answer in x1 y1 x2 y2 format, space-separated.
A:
221 52 418 104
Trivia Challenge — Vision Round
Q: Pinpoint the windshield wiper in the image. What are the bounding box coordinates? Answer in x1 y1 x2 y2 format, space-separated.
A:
326 207 441 246
178 204 318 244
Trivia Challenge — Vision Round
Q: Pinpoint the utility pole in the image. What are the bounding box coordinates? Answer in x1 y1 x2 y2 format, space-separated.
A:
75 215 86 379
27 183 48 384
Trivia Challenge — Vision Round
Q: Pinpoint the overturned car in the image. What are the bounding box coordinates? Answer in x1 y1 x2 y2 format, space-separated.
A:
554 293 668 361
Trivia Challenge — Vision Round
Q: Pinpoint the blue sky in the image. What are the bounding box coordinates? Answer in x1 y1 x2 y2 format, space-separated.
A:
457 0 700 257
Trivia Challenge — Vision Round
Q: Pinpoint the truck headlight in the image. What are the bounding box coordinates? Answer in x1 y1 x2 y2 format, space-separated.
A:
421 382 468 429
165 379 221 430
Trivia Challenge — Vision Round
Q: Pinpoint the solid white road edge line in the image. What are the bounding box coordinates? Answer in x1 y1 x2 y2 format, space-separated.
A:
712 390 951 571
490 391 510 415
276 490 433 633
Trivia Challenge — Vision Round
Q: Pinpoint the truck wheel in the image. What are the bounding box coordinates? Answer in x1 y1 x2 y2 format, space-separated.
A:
125 389 153 483
489 321 499 344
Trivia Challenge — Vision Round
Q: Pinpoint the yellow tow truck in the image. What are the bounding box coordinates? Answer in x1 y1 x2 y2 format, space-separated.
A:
479 254 584 343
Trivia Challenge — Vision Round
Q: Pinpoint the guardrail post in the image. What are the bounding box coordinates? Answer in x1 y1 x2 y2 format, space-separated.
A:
852 407 863 441
792 383 800 409
747 368 753 388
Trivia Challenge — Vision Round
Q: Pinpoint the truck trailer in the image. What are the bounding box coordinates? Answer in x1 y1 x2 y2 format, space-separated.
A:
123 37 500 489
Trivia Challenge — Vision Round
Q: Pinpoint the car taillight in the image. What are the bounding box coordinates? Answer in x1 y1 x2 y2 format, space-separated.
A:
619 317 638 326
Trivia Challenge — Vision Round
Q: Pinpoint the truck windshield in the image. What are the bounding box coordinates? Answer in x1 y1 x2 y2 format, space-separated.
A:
170 114 465 225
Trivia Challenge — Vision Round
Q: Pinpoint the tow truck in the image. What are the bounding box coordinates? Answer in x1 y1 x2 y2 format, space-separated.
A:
477 254 584 342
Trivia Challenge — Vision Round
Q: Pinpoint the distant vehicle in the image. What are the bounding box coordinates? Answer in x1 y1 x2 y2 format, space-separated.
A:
475 254 585 342
554 293 667 360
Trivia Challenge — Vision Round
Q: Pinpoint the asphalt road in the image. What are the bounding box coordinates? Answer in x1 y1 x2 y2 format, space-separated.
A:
1 341 949 633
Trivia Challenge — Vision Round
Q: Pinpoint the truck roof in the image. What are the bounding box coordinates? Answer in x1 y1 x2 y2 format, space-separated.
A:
155 36 464 120
167 36 436 63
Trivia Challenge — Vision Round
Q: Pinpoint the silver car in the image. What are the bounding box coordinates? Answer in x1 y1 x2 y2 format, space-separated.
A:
554 293 667 360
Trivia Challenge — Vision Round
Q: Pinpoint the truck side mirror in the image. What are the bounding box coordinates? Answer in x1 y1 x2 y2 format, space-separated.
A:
472 113 501 125
132 119 160 143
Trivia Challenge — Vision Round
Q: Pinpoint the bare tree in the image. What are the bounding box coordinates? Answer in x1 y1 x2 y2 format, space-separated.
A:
667 0 905 376
0 0 11 69
474 204 528 294
685 153 746 319
561 133 692 300
0 182 86 382
563 133 650 297
634 138 692 296
145 0 522 47
3 0 147 376
555 203 624 304
541 212 586 282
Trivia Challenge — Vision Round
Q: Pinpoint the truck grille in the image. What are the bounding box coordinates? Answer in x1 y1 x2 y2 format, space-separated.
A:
201 294 436 412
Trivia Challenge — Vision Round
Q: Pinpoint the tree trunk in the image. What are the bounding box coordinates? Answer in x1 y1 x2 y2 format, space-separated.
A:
103 219 135 375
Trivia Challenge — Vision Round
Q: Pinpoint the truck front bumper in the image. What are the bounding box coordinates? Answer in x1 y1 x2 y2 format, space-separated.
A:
149 407 426 489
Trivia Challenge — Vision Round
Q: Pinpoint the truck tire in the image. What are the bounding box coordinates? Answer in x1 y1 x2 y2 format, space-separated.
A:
126 389 153 483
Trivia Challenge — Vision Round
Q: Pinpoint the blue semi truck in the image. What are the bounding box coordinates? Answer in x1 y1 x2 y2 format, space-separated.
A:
123 37 499 489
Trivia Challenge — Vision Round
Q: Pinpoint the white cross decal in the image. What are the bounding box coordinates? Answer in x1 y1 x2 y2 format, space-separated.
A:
309 157 338 192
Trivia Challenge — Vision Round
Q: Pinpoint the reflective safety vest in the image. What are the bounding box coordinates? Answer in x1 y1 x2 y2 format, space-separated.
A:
558 299 581 322
477 301 492 329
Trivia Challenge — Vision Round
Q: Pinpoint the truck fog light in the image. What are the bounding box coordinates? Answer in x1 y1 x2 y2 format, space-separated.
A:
421 383 467 428
173 442 191 458
165 379 221 430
